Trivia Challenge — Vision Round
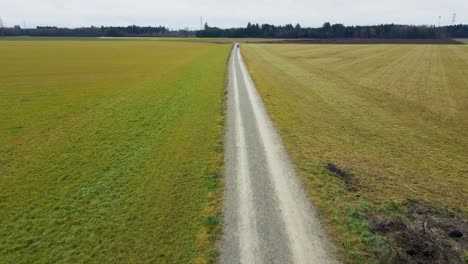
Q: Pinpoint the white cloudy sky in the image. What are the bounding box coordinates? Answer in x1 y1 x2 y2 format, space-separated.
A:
1 0 467 29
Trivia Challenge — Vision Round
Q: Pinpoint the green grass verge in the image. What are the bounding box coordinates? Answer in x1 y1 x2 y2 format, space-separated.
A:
0 40 231 263
242 43 468 263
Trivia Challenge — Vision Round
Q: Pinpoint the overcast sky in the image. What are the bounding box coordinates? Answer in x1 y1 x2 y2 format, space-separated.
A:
1 0 467 29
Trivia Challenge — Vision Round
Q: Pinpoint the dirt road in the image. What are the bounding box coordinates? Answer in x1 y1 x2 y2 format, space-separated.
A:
220 44 339 264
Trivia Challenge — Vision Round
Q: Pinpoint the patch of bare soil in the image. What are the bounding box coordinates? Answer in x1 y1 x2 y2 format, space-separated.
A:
368 200 467 264
325 163 358 192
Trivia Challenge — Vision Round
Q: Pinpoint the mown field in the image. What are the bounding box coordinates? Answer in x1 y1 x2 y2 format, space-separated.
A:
242 44 468 263
0 40 230 263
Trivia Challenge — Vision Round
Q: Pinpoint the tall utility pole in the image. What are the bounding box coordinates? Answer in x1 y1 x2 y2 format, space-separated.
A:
452 13 456 25
200 16 203 30
438 16 441 27
0 17 4 28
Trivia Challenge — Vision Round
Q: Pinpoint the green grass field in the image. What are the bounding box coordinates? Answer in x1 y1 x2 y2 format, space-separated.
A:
0 40 230 263
242 44 468 262
455 38 468 44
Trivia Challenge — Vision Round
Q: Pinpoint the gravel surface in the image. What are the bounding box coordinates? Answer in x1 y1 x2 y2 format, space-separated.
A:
220 44 339 264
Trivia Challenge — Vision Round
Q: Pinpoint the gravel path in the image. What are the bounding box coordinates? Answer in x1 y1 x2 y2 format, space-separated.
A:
220 44 339 264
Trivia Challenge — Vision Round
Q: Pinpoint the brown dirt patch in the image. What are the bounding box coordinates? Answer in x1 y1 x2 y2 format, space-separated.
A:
325 163 358 191
368 200 467 263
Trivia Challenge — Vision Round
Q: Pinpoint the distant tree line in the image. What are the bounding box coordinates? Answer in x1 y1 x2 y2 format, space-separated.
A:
1 22 467 39
0 25 194 37
197 22 468 39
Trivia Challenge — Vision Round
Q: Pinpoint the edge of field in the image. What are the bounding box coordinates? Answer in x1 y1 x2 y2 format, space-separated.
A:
194 43 233 264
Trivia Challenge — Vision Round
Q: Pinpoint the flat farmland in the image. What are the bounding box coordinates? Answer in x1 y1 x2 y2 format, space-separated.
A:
242 44 468 262
0 40 230 263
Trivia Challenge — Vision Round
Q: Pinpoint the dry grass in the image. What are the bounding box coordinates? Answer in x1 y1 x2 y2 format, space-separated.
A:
242 43 468 262
0 40 230 263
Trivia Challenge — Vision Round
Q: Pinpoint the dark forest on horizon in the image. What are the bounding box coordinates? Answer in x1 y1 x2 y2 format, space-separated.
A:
1 22 468 39
198 22 468 39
